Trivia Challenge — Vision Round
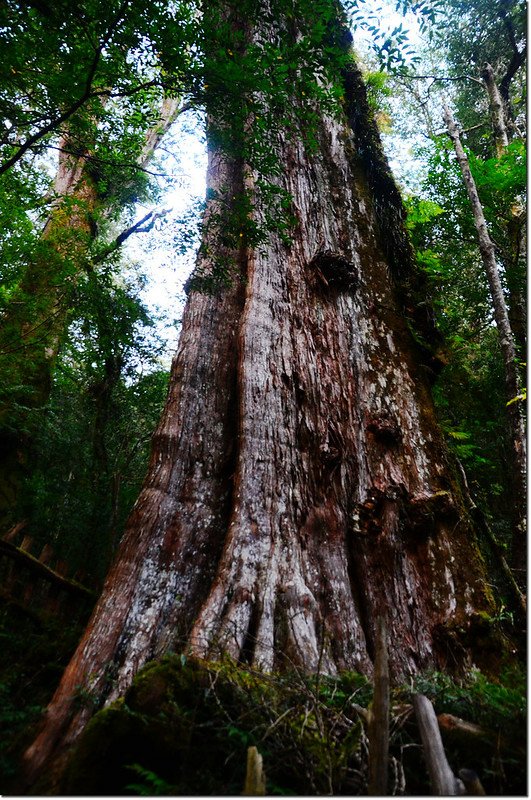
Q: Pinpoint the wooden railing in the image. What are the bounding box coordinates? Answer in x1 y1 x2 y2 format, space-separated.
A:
0 523 96 624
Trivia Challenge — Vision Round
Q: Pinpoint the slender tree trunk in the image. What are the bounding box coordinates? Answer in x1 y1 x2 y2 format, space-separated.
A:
442 102 526 580
481 63 509 157
0 98 181 531
20 32 498 785
481 62 526 356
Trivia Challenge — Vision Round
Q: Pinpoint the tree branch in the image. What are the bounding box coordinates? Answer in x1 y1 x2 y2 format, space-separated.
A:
500 45 526 105
0 0 131 175
400 73 483 85
92 207 170 264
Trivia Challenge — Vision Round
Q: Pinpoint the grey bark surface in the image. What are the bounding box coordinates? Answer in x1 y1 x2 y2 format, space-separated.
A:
481 63 509 157
22 49 496 790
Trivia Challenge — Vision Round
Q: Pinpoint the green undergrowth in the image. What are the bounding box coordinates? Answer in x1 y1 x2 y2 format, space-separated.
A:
0 601 85 789
60 654 526 796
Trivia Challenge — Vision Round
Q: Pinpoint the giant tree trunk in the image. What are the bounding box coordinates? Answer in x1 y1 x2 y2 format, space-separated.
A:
22 38 496 790
0 98 181 530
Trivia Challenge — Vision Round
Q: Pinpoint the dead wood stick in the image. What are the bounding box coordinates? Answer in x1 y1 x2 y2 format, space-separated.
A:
368 616 389 795
242 746 266 795
413 694 461 795
437 713 492 742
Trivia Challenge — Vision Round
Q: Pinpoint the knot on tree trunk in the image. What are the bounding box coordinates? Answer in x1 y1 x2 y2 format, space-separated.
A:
366 413 402 445
308 249 358 292
404 491 459 540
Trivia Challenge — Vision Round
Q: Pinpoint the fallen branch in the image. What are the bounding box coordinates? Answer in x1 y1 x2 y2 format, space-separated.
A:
0 539 94 599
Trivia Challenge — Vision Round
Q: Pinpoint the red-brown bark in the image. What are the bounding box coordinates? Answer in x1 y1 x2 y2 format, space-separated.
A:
22 46 495 792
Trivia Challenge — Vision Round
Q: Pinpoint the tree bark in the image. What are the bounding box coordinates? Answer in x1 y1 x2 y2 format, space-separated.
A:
0 97 181 531
481 63 509 157
481 62 526 357
442 102 526 581
22 25 496 790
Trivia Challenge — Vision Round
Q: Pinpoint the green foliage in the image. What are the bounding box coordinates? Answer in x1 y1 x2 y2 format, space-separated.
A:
16 268 170 581
469 140 526 196
405 196 445 227
126 764 176 796
60 655 526 796
345 0 444 70
0 0 201 169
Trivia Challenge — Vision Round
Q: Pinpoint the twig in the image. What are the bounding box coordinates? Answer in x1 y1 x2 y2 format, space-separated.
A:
92 207 170 264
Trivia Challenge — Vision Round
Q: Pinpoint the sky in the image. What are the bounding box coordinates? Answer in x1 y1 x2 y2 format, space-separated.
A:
122 112 208 361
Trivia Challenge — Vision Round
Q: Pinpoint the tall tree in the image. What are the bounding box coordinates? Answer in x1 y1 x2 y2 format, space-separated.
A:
22 1 496 787
0 0 196 528
443 101 526 578
0 98 180 529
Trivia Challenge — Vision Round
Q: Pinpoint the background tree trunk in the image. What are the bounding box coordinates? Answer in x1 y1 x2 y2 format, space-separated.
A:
443 101 526 580
0 98 181 531
22 47 496 790
482 62 526 357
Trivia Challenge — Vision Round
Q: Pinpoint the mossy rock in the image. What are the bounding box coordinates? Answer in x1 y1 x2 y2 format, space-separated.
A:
61 658 244 795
